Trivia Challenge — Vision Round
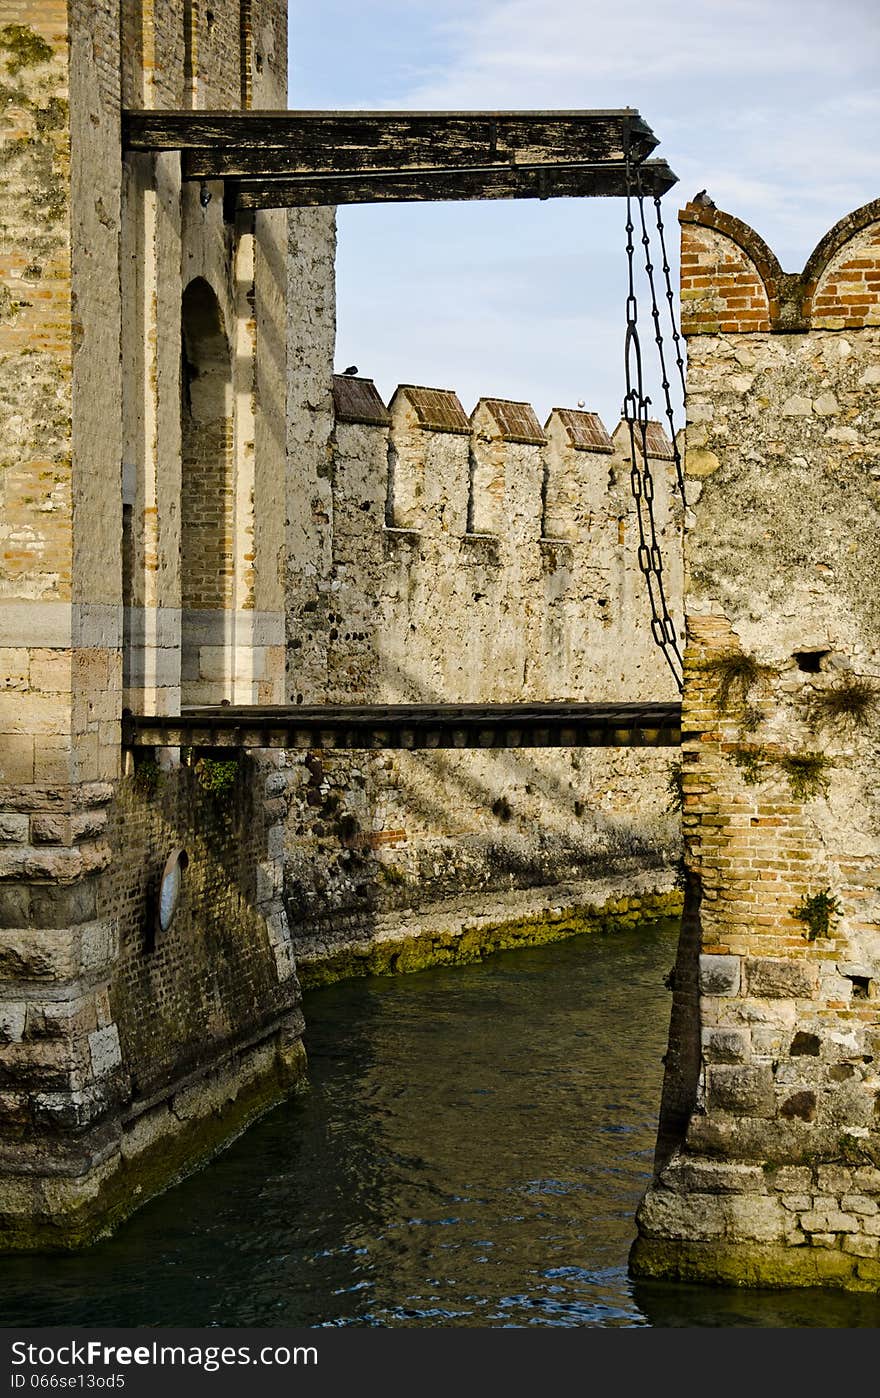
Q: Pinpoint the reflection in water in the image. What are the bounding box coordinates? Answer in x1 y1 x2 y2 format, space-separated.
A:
2 920 879 1327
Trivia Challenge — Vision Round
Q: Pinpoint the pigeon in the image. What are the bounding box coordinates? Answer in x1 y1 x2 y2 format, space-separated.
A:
692 189 716 208
342 365 359 375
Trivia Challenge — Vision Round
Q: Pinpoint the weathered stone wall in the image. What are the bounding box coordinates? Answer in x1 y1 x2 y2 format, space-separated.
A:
632 198 880 1291
0 0 306 1250
280 377 684 976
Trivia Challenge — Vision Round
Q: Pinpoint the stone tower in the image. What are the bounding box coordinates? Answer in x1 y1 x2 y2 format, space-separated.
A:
0 0 312 1248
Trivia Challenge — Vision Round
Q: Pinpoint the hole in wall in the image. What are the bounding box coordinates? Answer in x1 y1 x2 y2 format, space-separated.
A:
847 975 871 1000
793 649 830 673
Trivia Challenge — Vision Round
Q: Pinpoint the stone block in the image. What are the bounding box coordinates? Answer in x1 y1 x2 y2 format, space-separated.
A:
701 1026 750 1062
637 1186 726 1241
0 1003 26 1044
0 736 34 783
659 1155 766 1195
800 1210 859 1233
699 953 741 996
0 815 29 844
771 1166 813 1193
842 1195 879 1215
29 880 97 928
706 1064 775 1117
817 1166 854 1194
843 1235 880 1259
0 929 80 982
780 1194 812 1211
88 1024 121 1078
723 1195 786 1243
0 649 29 691
745 957 818 999
0 886 29 929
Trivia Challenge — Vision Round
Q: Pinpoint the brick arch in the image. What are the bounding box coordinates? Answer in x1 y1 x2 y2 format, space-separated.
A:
803 197 880 329
180 276 233 704
678 203 778 334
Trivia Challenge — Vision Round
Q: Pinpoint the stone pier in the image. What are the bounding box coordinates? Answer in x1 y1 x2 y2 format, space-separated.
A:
631 198 880 1290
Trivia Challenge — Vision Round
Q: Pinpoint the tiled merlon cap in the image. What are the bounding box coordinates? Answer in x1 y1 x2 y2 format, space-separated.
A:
643 421 675 460
391 385 470 434
547 407 613 453
474 398 546 445
332 375 391 426
612 417 676 460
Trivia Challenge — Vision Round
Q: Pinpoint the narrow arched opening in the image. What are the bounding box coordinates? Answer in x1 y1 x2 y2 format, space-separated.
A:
180 276 233 705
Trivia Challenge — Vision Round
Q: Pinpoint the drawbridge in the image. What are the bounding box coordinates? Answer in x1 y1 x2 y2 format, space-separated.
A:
123 108 682 751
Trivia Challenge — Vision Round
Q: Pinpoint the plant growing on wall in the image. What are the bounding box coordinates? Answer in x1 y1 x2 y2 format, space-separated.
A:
131 755 161 797
779 751 832 801
792 887 842 940
808 672 879 732
727 744 773 785
195 756 239 801
702 648 776 714
665 758 684 811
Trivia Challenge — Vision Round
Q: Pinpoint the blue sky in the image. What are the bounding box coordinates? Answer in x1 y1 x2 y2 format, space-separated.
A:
288 0 880 429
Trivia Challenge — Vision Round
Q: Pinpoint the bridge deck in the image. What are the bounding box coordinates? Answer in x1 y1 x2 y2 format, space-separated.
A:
123 702 681 751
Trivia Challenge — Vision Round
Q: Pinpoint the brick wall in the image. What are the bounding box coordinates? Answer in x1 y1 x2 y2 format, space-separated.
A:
0 0 299 1250
632 198 880 1292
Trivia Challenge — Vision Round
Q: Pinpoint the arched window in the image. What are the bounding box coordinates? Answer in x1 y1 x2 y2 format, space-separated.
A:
180 277 233 705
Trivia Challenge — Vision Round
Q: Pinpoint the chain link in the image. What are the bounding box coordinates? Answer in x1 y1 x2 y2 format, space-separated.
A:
653 193 688 498
622 125 684 693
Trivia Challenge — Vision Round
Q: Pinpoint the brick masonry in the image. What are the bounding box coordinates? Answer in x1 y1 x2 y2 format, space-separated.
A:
631 199 880 1291
0 0 303 1249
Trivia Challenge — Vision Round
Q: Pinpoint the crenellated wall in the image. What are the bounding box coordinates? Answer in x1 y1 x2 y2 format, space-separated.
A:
632 198 880 1292
278 376 684 981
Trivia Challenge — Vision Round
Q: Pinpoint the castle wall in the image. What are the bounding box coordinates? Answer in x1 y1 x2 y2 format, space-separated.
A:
281 379 684 980
0 0 306 1249
631 199 880 1291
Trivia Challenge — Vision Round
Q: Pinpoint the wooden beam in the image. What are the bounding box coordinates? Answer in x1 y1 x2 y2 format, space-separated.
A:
122 109 660 178
226 158 677 210
122 701 682 751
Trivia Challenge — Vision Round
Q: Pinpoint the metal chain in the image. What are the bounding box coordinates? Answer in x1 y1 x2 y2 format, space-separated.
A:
635 183 687 504
622 129 683 693
653 193 688 495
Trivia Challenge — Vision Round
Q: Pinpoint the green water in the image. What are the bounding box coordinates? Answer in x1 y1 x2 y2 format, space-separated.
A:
2 920 880 1327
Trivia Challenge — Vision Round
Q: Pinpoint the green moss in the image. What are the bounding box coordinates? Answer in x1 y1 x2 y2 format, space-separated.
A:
727 744 772 786
629 1237 867 1291
0 24 53 76
298 891 684 989
792 887 842 941
194 755 239 800
0 1042 307 1253
130 755 161 797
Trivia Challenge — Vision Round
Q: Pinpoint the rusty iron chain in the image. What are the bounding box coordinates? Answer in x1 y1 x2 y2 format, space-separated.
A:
622 128 684 693
635 188 688 504
653 193 688 498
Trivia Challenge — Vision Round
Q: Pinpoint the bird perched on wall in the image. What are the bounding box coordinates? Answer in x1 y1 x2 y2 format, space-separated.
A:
692 190 716 208
342 365 359 375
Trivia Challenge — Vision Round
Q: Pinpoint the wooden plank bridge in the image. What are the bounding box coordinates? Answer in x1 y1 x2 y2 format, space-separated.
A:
123 702 682 752
122 108 677 214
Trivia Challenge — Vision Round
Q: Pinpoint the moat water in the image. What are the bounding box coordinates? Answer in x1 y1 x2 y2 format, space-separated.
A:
2 920 880 1328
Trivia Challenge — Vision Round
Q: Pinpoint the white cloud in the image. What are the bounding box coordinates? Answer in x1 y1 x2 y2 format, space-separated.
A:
294 0 880 428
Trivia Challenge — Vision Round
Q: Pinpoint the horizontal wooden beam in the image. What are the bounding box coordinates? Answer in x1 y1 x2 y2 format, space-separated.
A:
122 702 682 751
225 158 677 210
123 109 659 178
